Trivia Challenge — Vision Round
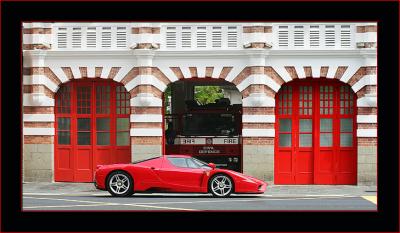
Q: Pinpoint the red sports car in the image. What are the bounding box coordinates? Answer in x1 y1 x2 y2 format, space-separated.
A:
94 155 267 197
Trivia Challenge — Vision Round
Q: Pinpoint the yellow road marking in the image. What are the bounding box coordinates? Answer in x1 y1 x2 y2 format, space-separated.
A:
362 196 377 205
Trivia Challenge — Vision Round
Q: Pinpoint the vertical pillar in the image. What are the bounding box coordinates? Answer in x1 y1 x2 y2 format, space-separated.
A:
23 23 52 50
23 22 57 181
128 23 164 161
355 23 377 49
237 52 273 182
351 23 377 184
242 23 273 49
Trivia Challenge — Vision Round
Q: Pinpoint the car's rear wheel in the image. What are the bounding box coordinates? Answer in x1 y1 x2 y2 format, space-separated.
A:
209 174 233 197
106 171 134 197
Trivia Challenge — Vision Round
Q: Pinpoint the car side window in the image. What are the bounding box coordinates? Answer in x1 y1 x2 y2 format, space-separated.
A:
168 157 188 168
186 158 200 169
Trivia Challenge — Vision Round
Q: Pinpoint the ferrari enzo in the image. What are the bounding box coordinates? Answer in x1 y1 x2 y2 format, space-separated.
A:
94 155 267 197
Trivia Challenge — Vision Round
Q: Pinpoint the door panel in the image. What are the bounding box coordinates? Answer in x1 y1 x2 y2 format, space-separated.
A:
275 79 357 185
55 80 131 182
55 148 74 181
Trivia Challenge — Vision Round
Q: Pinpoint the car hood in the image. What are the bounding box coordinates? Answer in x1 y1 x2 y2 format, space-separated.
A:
215 168 267 184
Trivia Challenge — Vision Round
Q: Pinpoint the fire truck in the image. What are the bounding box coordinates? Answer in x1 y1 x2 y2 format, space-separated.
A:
165 81 242 172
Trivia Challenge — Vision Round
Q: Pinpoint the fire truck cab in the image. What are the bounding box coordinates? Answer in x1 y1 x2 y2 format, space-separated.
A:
164 79 243 172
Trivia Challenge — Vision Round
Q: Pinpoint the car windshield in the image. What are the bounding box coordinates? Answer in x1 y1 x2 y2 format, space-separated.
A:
132 156 161 164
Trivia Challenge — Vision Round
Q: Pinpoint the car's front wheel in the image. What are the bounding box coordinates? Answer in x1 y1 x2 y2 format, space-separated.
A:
209 174 233 197
106 171 134 197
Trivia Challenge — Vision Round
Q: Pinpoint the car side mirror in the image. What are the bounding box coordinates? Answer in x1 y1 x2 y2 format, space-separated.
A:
208 163 216 169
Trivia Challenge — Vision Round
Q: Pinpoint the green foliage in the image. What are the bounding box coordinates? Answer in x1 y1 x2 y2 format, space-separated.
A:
164 85 172 114
194 86 224 105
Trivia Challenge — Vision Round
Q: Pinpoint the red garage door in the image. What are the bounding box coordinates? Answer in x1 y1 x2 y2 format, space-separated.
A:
275 78 357 184
55 79 131 182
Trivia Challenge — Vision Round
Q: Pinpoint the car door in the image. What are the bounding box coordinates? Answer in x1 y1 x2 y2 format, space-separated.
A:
156 157 205 192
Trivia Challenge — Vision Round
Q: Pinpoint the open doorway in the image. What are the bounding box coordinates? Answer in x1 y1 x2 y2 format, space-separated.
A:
164 79 243 172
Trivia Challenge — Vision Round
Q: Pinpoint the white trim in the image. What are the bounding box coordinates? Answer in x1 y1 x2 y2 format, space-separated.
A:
23 34 52 45
357 115 377 123
242 32 267 44
326 65 338 79
23 127 55 136
351 74 377 93
130 114 163 123
311 65 320 78
242 128 275 137
130 93 162 107
49 66 69 83
125 74 167 92
100 66 112 79
87 66 96 78
130 128 162 136
225 65 246 82
340 65 361 84
295 65 306 79
355 32 377 43
357 96 377 107
159 67 179 82
357 128 377 137
23 114 55 122
23 75 58 92
242 115 275 123
242 93 275 107
113 66 131 82
236 74 280 92
212 66 223 79
274 66 292 83
71 66 81 79
131 33 155 44
181 67 192 79
23 93 55 106
197 66 206 78
23 23 52 28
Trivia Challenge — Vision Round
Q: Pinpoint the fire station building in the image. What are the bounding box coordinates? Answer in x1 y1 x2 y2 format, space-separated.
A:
22 22 377 185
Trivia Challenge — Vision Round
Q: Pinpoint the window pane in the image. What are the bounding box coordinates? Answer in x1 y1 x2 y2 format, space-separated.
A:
279 119 292 132
320 119 332 132
340 118 353 132
58 131 70 145
96 118 110 131
78 118 90 131
168 157 188 168
279 134 291 147
320 133 332 146
186 158 199 168
300 119 312 132
78 132 91 145
97 132 110 145
300 134 312 147
58 118 70 130
117 132 130 146
340 133 353 146
117 118 129 131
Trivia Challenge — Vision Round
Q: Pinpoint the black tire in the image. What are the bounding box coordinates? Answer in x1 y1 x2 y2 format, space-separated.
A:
106 171 134 197
209 174 234 197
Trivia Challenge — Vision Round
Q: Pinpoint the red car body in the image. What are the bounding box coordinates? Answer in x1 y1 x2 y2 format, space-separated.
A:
94 155 267 195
